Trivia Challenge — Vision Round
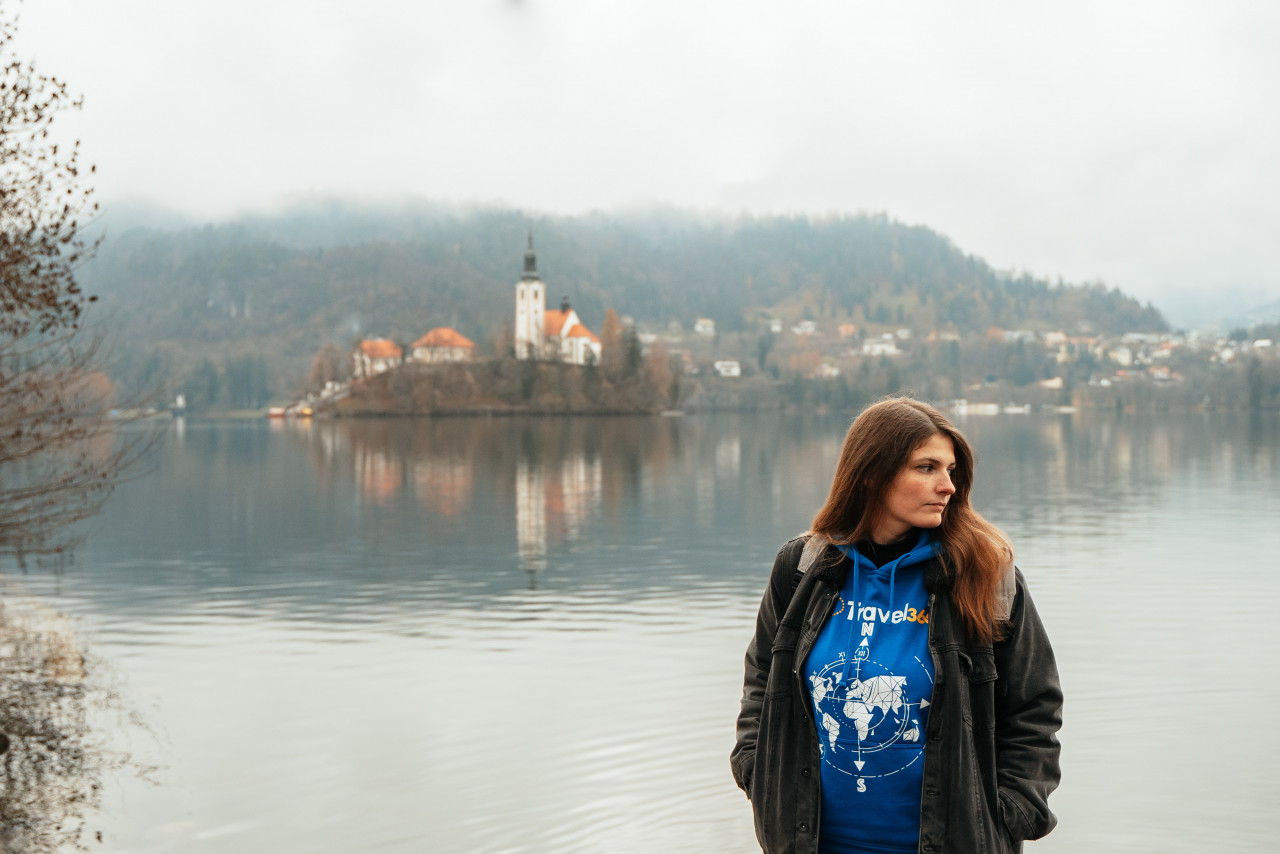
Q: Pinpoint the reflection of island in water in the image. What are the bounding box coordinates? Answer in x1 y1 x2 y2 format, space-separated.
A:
0 588 151 854
277 412 1279 591
297 418 693 575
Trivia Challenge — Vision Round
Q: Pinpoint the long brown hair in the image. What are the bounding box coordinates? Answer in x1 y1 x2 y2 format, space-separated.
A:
810 397 1011 643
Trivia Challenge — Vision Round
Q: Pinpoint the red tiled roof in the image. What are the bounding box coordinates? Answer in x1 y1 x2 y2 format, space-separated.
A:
359 338 402 359
544 309 569 338
564 323 600 343
413 327 475 350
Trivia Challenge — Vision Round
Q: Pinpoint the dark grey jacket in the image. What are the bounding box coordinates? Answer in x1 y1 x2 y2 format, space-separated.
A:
731 534 1062 854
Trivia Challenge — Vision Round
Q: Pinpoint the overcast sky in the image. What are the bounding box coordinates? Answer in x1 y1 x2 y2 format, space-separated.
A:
18 0 1280 323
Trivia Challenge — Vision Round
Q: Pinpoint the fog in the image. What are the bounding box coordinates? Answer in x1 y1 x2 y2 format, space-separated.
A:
18 0 1280 325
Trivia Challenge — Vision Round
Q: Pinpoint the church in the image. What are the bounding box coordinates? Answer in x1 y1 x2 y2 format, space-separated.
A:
514 234 602 366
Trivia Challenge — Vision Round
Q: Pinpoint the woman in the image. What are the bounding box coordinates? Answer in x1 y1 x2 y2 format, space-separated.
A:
732 398 1061 854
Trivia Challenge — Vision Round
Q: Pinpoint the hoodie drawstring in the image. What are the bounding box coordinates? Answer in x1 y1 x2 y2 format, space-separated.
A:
841 550 860 683
838 534 931 683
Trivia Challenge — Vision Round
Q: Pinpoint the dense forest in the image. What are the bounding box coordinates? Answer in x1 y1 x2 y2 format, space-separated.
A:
80 201 1167 407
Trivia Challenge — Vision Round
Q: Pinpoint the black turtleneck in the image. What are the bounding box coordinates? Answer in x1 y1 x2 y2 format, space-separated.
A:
854 530 919 568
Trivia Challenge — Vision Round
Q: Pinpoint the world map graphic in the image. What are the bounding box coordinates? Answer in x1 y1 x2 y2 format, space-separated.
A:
808 638 931 783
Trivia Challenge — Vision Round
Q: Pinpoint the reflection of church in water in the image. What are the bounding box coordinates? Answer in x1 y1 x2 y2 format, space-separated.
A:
515 453 602 576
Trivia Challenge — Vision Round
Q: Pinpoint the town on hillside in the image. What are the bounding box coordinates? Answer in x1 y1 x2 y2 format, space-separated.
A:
262 237 1279 418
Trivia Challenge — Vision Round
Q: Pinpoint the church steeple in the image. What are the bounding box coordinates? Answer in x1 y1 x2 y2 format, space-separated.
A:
521 227 539 281
515 228 546 360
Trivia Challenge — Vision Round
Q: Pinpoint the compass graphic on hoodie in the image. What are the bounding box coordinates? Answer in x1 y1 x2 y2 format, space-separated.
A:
805 535 936 803
808 644 932 784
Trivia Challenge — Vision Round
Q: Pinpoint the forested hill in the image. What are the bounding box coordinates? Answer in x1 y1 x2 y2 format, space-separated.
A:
80 202 1167 402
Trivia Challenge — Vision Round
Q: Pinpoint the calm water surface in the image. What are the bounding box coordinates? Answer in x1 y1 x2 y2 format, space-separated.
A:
8 412 1280 853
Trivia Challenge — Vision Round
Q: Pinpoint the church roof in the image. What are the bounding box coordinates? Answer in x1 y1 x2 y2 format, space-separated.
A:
358 338 401 359
413 328 475 349
544 309 569 337
564 323 600 343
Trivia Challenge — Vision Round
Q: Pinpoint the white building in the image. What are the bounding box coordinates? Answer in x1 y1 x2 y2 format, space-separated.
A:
713 360 741 377
862 335 901 357
545 300 603 366
1108 346 1134 367
353 338 402 379
694 317 716 337
411 328 475 363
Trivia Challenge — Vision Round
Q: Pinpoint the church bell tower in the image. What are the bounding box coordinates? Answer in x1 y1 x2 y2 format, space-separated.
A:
514 229 545 360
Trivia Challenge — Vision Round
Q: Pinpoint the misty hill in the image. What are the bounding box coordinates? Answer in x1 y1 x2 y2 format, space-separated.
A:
79 201 1167 402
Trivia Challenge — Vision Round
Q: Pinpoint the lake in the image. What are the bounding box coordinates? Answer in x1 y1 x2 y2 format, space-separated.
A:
5 410 1279 853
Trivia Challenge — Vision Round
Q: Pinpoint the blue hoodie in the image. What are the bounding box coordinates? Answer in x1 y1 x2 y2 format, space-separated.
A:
804 531 938 854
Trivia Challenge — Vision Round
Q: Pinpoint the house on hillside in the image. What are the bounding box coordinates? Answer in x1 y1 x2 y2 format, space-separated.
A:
713 360 741 378
411 328 475 363
513 233 602 366
353 338 402 379
1108 346 1133 367
862 335 901 357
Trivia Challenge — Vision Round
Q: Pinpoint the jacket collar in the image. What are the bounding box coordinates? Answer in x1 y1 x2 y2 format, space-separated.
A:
812 545 848 588
923 558 954 594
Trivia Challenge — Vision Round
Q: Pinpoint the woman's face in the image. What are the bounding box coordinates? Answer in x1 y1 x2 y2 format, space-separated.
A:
872 432 957 543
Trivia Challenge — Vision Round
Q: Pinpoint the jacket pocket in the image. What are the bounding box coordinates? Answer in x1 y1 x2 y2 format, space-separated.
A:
995 800 1023 853
998 789 1031 847
960 648 998 683
750 695 798 850
957 648 998 732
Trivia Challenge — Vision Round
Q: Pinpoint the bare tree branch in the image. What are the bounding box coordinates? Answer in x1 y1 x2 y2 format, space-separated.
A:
0 3 159 564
